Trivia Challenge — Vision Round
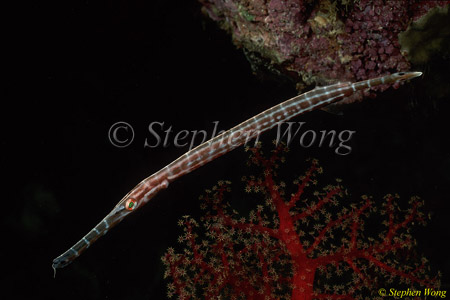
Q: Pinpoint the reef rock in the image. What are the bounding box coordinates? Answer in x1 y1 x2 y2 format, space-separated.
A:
200 0 449 93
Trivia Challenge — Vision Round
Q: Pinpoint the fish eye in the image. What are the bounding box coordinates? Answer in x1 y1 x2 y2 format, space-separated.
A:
125 198 137 211
397 72 405 76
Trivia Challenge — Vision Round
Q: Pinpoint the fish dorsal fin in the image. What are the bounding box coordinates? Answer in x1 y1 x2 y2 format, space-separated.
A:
316 81 352 115
313 81 351 91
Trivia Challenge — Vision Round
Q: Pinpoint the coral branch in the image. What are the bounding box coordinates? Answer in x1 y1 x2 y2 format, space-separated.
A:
163 145 439 299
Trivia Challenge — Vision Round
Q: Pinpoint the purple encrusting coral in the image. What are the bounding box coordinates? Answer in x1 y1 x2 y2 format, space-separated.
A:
200 0 449 95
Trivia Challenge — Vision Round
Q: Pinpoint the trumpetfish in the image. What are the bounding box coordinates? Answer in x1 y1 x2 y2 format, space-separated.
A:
52 71 422 275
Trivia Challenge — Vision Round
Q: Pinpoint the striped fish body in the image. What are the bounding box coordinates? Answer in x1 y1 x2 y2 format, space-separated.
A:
52 71 421 272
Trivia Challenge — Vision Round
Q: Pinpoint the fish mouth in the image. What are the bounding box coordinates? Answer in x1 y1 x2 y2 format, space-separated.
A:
52 254 72 269
51 209 128 273
52 254 74 277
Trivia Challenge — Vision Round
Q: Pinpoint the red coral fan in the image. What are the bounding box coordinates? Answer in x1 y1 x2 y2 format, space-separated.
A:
199 0 449 92
162 144 440 299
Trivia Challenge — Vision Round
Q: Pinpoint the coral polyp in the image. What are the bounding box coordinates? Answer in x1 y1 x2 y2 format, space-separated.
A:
200 0 449 93
163 145 439 299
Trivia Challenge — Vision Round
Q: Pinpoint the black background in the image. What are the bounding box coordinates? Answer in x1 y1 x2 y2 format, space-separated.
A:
3 0 450 299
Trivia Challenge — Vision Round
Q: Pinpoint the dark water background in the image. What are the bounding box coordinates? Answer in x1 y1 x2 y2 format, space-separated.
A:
3 0 450 299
